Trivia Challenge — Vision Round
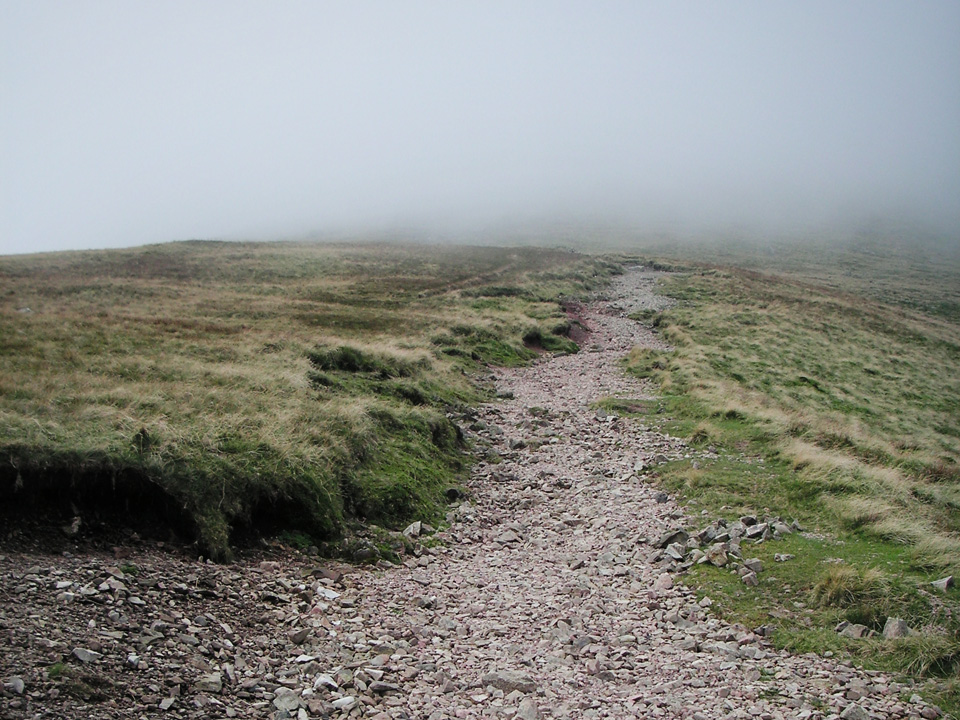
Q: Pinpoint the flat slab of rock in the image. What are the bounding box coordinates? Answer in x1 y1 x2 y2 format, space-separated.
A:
71 647 102 663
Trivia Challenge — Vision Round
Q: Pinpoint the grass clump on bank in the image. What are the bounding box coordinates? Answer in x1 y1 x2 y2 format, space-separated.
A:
620 240 960 708
0 241 616 559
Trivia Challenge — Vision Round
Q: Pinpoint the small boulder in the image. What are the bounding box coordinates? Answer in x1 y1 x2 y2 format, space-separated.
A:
882 617 910 639
705 543 729 567
6 677 25 695
654 573 674 591
273 688 301 712
839 624 871 639
72 648 102 664
332 696 357 711
655 528 689 549
840 703 871 720
930 576 954 592
194 672 222 694
517 697 541 720
288 627 310 645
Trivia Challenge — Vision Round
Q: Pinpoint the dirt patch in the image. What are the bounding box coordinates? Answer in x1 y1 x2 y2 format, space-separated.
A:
562 301 593 345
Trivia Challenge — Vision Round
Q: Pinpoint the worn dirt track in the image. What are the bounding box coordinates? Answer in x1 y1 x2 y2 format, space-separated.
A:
0 269 941 719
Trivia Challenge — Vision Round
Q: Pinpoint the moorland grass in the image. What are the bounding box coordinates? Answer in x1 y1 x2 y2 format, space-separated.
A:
616 240 960 708
0 241 615 559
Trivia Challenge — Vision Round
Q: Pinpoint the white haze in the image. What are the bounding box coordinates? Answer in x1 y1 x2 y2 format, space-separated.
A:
2 1 959 254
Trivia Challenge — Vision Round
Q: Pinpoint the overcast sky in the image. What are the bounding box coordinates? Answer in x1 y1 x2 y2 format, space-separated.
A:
2 1 959 254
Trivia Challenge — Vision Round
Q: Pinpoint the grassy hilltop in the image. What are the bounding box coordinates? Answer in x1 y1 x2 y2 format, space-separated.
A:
0 241 615 559
1 234 958 703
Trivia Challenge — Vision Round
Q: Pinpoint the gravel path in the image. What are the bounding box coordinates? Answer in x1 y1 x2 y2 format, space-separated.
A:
0 268 940 719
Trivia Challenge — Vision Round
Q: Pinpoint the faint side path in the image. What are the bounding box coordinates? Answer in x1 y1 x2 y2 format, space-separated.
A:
0 269 934 720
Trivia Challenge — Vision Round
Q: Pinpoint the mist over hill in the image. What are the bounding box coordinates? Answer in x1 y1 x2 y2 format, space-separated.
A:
3 1 959 255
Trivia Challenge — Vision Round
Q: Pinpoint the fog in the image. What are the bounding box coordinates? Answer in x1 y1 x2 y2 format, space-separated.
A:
2 1 959 255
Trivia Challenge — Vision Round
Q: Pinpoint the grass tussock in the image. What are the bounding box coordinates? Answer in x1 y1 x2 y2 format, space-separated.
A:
810 564 888 609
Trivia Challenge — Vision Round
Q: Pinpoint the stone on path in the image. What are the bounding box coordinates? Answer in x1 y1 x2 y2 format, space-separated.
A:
288 627 310 645
517 697 541 720
840 703 872 720
6 676 25 695
654 573 673 591
194 672 222 693
332 696 357 710
273 688 301 711
72 647 102 663
481 670 537 694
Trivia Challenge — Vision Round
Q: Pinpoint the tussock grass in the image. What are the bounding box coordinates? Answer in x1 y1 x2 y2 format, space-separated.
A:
810 564 888 609
0 240 617 558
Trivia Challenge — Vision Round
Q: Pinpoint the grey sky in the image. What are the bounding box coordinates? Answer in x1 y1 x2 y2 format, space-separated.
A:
2 1 959 254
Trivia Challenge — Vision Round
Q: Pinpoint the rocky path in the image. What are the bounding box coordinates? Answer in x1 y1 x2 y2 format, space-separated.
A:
0 269 941 719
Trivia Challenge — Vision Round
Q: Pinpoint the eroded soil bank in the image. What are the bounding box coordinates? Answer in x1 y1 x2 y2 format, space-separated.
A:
0 269 941 719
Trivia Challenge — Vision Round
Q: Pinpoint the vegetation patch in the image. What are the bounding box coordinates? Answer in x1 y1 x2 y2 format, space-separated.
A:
0 241 617 559
620 241 960 710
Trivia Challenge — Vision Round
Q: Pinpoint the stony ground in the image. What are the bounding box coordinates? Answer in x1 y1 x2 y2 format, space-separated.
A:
0 269 945 719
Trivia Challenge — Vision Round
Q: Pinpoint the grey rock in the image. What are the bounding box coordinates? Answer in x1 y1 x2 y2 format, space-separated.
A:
314 674 338 690
654 573 673 591
194 672 222 693
741 571 759 586
481 670 537 694
653 492 669 503
159 697 176 710
696 526 717 544
402 521 422 538
6 677 25 695
840 703 871 720
930 576 954 591
839 624 870 639
665 542 686 561
655 528 689 548
288 627 310 645
72 647 102 663
882 617 910 639
518 697 541 720
705 543 729 567
273 688 301 711
743 558 763 573
332 696 357 710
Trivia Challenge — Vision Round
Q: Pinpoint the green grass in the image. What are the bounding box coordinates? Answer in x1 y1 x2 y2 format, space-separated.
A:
618 240 960 711
0 240 617 559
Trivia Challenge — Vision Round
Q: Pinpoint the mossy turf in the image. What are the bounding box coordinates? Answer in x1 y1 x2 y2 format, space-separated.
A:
0 241 616 559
